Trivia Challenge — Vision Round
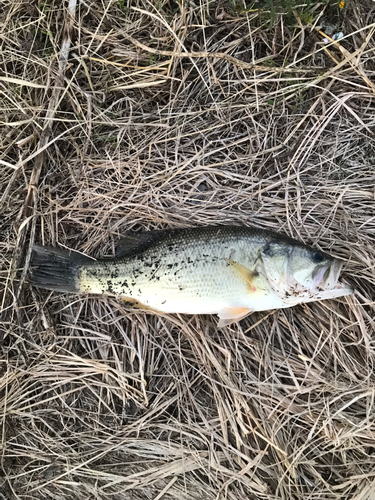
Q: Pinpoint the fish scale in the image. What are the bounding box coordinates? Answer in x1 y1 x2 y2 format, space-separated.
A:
79 226 266 314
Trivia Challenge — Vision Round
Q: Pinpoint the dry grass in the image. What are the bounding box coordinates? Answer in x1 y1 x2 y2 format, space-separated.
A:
1 0 375 498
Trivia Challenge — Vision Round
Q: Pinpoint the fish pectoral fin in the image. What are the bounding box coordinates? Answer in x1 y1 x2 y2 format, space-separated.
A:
217 306 252 328
226 259 258 292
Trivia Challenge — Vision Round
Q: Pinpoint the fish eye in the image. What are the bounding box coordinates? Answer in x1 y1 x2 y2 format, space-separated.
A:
312 251 325 263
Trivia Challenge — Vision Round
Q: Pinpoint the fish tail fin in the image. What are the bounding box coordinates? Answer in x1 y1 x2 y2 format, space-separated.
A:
30 245 91 293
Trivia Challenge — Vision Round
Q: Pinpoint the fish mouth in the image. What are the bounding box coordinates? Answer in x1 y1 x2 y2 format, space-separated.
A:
312 258 342 290
325 258 344 290
313 258 353 295
312 264 331 290
282 258 353 307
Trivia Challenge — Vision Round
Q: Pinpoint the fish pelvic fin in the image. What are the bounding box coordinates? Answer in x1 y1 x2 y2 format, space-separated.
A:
217 306 252 327
30 245 92 293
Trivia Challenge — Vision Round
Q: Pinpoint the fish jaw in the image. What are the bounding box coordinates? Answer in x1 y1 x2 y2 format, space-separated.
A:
324 258 344 290
280 255 353 307
280 282 353 307
312 265 329 290
308 257 354 304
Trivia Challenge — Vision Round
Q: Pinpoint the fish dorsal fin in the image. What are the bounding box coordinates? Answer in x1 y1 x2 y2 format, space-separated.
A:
226 258 258 292
116 229 168 258
217 306 251 327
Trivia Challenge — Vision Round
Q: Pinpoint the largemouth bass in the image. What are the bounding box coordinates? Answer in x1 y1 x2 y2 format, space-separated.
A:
30 225 353 326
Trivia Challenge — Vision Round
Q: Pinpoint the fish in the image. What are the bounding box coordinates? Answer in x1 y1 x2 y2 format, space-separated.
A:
30 225 353 327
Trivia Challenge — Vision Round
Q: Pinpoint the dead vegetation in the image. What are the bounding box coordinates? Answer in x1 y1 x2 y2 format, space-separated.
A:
1 0 375 498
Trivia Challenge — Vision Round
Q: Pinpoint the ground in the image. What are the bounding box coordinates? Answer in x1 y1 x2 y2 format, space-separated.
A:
1 0 375 499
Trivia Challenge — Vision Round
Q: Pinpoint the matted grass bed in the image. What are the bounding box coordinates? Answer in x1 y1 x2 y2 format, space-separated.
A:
1 1 375 498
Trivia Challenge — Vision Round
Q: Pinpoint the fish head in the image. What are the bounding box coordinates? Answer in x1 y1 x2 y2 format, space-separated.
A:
260 240 353 301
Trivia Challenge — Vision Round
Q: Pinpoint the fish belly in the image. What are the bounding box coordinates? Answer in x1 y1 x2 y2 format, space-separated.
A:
134 263 285 314
121 258 248 314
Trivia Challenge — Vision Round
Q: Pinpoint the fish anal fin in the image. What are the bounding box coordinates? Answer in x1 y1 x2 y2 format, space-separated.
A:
226 258 258 292
120 296 160 313
217 306 251 328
